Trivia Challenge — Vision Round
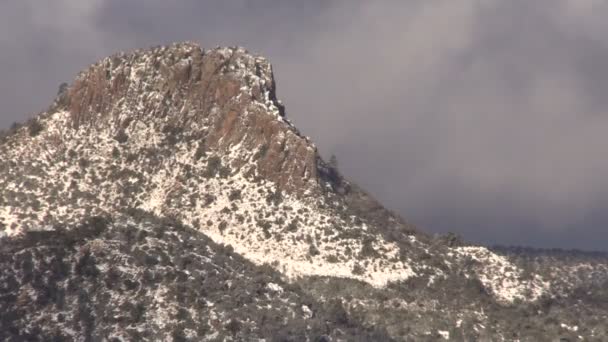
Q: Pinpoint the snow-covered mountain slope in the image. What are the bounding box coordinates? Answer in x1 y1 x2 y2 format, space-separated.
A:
0 214 388 341
1 42 608 340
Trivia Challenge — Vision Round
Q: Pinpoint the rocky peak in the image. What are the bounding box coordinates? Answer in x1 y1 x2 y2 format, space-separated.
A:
57 42 318 194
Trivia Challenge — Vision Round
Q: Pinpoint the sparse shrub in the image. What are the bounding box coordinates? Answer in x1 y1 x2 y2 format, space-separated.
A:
78 158 89 169
266 189 283 206
218 221 228 234
436 232 463 247
255 220 272 239
229 189 241 202
219 165 231 178
9 121 21 132
326 255 339 263
194 143 206 160
71 216 109 241
28 119 44 137
114 129 129 143
286 220 298 232
325 299 349 325
309 244 320 257
225 319 241 336
68 149 78 159
205 156 222 178
203 194 215 206
352 263 365 275
57 82 69 96
126 153 138 162
253 144 268 160
120 116 133 129
360 239 379 259
315 335 332 342
162 124 182 146
171 326 187 342
144 253 159 267
75 250 99 278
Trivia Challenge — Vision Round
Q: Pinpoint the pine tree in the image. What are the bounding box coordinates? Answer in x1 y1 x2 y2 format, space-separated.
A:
329 154 339 171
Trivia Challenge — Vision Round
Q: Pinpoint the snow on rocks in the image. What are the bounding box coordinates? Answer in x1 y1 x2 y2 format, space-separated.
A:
453 246 549 302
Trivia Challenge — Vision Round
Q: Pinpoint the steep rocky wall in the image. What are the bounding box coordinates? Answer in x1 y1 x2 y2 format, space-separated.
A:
62 42 318 194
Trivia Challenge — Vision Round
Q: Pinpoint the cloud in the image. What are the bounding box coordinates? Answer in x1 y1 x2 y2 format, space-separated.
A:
278 0 608 251
0 0 107 127
2 0 608 250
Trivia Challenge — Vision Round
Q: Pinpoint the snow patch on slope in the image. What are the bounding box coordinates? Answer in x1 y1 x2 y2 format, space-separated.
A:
454 246 549 302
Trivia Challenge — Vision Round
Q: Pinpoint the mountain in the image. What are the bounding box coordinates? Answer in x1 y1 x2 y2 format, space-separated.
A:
1 42 608 341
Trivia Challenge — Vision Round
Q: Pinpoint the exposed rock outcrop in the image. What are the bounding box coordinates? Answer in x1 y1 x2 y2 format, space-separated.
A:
63 42 317 194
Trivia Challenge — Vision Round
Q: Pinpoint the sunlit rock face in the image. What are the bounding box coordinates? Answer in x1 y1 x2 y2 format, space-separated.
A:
65 42 318 195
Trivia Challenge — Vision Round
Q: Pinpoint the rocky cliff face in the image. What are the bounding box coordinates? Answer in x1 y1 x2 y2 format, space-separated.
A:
1 42 608 341
62 42 318 194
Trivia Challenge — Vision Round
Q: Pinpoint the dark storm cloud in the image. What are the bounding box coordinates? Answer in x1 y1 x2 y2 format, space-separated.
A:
2 0 608 250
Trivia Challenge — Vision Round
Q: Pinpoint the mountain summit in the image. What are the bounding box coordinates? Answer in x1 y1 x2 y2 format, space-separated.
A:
1 42 608 340
60 42 317 193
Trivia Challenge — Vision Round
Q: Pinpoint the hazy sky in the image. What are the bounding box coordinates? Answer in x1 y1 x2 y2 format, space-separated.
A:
2 0 608 251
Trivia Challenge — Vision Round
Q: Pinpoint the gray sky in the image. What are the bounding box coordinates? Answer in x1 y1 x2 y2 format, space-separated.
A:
2 0 608 251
